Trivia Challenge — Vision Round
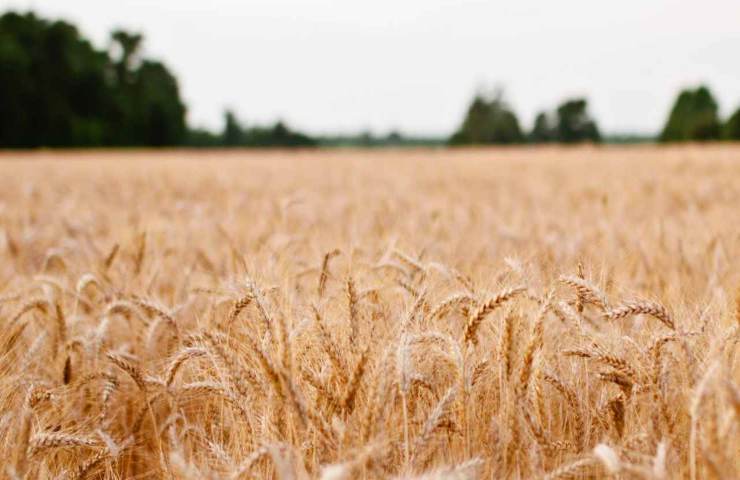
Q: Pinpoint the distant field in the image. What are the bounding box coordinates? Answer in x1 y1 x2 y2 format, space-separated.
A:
0 146 738 479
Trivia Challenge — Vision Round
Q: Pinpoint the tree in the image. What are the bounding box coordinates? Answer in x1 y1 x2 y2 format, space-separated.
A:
108 30 186 146
0 12 187 147
722 107 740 140
111 29 142 84
218 110 315 147
243 121 316 147
449 91 524 145
0 12 112 147
660 86 721 142
529 111 555 143
555 98 600 143
128 60 187 146
186 127 221 147
222 110 244 146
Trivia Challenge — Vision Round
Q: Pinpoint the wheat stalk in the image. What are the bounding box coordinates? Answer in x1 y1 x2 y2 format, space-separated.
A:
464 286 526 345
559 275 609 311
29 432 99 456
606 300 675 330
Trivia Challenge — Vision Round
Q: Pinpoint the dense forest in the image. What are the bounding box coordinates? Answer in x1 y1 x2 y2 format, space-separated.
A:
0 12 186 147
0 11 313 148
1 10 739 148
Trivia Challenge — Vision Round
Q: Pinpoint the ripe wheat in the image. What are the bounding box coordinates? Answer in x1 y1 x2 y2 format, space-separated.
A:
0 146 738 479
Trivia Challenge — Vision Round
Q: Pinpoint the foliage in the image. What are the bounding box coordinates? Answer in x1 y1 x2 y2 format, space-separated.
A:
529 112 556 143
0 11 186 147
449 91 524 145
222 111 244 146
319 130 445 147
660 86 721 142
0 10 321 149
0 12 112 147
185 128 222 147
4 10 739 148
723 107 740 140
213 110 316 147
602 133 654 144
554 99 601 143
528 99 600 144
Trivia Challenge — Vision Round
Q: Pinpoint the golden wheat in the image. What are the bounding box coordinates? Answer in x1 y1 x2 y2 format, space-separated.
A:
0 146 738 479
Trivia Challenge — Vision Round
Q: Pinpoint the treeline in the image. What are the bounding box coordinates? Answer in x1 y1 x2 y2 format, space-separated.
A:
660 86 740 142
186 111 316 148
451 86 740 146
0 11 314 148
450 92 601 145
0 12 186 147
2 10 740 148
318 131 445 148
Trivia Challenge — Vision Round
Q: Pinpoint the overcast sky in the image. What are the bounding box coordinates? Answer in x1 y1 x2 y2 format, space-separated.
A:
6 0 740 136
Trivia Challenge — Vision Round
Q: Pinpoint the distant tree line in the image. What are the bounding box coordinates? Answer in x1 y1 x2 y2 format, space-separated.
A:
2 10 740 148
660 86 740 142
0 12 186 147
319 130 445 148
450 85 740 146
187 111 316 148
0 11 315 148
449 90 601 145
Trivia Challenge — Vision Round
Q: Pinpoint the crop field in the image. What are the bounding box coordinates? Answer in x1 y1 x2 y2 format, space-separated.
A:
0 146 738 479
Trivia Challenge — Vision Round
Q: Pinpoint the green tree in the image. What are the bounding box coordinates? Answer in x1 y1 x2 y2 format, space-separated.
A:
529 111 555 143
218 110 315 147
660 86 721 142
243 121 316 147
111 29 142 84
722 107 740 140
186 127 222 147
108 30 186 146
449 91 523 145
129 61 187 146
0 12 112 147
0 12 187 147
555 98 600 143
222 110 244 146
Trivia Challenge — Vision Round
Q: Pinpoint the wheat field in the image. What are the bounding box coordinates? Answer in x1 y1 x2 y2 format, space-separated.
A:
0 146 738 479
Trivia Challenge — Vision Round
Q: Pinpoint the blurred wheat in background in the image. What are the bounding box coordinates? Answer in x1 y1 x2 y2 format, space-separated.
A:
0 146 738 479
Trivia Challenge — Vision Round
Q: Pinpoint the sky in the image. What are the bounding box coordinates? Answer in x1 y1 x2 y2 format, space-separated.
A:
6 0 740 136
